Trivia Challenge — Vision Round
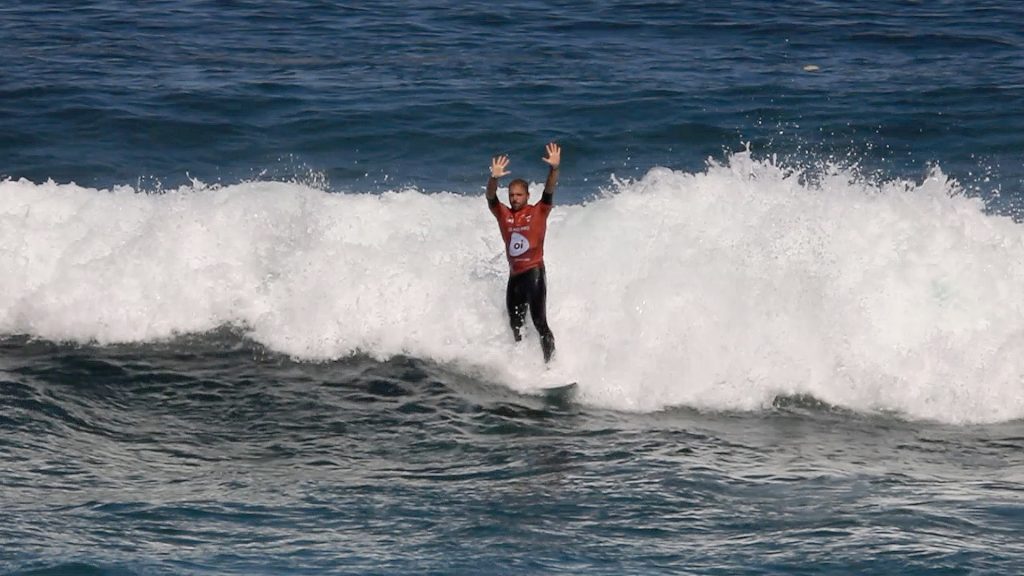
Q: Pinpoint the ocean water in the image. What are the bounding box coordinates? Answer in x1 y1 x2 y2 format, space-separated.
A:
2 1 1024 574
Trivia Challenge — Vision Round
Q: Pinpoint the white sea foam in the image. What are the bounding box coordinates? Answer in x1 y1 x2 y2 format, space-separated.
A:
3 152 1023 423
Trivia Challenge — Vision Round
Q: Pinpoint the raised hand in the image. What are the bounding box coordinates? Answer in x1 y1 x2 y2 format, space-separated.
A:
542 142 561 169
491 154 510 178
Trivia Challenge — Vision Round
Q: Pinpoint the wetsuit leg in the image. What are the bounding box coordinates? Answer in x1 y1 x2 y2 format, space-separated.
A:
506 273 528 341
527 266 556 363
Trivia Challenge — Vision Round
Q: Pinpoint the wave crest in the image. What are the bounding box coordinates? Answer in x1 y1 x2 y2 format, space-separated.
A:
3 153 1023 423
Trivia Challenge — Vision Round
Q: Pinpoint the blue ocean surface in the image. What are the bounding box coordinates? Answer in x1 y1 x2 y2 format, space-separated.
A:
2 1 1024 574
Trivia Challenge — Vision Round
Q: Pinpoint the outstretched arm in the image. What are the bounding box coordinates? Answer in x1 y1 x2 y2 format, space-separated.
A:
487 154 510 207
541 142 560 205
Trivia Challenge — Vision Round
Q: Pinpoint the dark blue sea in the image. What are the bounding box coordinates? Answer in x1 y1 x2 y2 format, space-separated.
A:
3 1 1024 574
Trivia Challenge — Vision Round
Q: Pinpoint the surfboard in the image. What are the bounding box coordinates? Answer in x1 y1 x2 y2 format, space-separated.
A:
536 382 578 399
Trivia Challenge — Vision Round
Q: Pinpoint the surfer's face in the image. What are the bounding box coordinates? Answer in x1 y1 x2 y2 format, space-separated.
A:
509 184 529 211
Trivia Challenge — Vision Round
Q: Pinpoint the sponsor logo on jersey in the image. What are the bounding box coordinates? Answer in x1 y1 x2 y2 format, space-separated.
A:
509 232 530 257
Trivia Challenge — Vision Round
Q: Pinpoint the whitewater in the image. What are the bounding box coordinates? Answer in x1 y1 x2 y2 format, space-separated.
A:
3 152 1023 424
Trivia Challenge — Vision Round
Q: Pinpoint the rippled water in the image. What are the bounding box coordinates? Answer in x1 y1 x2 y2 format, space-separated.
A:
3 1 1023 197
2 335 1023 574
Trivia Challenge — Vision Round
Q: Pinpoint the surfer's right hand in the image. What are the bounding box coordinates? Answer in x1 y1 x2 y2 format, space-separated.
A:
491 155 510 179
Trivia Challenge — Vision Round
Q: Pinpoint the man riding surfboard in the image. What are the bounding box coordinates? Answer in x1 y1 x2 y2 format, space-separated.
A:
486 143 561 363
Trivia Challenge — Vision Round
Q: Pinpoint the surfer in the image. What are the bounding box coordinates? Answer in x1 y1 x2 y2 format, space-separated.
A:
486 142 561 362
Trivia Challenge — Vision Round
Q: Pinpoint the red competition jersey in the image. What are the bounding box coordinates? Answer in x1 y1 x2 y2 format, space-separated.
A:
490 199 552 275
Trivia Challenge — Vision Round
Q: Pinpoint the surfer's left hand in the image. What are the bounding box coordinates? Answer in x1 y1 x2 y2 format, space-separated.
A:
542 142 561 169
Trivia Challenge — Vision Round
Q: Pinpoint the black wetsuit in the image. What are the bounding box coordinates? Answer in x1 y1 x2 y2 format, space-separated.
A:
506 265 555 363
